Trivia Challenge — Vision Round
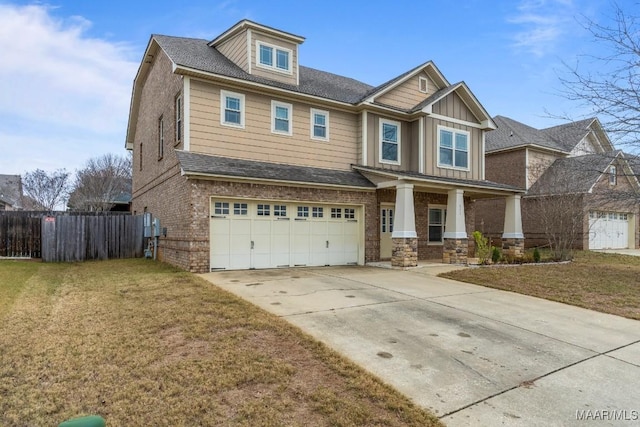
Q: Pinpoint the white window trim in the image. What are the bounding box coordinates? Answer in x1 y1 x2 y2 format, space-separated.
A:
379 118 401 165
271 100 293 136
437 125 471 172
256 41 293 75
418 76 428 93
220 90 245 129
158 115 164 159
609 165 617 185
175 94 182 145
310 108 330 141
427 205 447 246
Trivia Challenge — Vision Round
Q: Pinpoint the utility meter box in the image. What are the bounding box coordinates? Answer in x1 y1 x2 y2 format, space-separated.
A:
152 218 161 237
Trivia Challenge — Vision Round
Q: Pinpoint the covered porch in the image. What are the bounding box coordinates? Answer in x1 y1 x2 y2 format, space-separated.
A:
354 166 525 267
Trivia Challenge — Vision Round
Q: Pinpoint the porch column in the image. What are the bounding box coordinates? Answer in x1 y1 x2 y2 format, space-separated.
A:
391 181 418 267
443 189 468 264
502 194 525 259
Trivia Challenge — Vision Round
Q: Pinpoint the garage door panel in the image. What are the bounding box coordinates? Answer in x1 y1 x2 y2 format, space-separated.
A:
310 222 328 266
271 219 291 267
292 220 311 266
252 219 272 269
210 218 231 269
589 212 629 249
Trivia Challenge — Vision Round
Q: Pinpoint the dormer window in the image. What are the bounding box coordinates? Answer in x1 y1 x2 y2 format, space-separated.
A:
609 165 617 185
257 42 291 73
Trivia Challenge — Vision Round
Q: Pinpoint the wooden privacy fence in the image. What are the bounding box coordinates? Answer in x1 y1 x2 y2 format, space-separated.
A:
41 214 145 262
0 212 145 262
0 213 41 258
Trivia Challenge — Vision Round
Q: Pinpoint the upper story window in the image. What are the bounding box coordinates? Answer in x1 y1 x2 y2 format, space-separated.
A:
257 41 292 74
438 126 469 170
310 108 329 141
220 90 245 128
158 116 164 160
609 165 617 185
379 119 401 164
175 95 182 145
271 101 292 136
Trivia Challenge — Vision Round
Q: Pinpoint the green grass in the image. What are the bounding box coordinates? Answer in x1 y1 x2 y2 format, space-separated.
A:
0 259 442 427
441 251 640 320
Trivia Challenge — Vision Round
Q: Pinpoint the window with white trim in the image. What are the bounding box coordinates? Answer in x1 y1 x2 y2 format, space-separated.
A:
257 204 271 216
428 207 446 244
233 203 248 215
297 206 309 217
419 76 428 93
175 95 182 144
274 205 287 217
438 126 469 170
379 119 401 164
609 165 617 185
214 202 229 215
257 41 291 73
271 101 292 135
220 90 245 128
310 108 329 141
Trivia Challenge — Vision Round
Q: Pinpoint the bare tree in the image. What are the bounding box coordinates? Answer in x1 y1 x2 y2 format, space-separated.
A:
68 153 132 211
22 169 71 211
556 3 640 147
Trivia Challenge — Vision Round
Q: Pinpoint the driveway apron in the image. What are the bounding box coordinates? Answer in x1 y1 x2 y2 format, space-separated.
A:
201 266 640 426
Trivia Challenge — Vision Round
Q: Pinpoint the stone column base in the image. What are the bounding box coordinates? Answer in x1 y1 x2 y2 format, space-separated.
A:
502 238 525 260
391 238 418 268
443 238 469 264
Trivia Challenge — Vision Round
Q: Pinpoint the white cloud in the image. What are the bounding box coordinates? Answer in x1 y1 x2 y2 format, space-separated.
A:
508 0 576 57
0 4 138 174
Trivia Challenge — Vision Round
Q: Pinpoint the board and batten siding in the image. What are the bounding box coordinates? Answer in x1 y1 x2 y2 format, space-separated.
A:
188 79 359 170
431 92 480 124
374 73 438 110
215 28 249 73
250 32 298 86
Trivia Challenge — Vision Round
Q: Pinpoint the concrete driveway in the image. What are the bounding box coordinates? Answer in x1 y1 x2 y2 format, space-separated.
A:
201 266 640 426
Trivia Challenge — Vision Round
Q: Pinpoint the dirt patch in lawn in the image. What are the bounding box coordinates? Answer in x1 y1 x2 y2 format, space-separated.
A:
0 259 442 426
441 251 640 320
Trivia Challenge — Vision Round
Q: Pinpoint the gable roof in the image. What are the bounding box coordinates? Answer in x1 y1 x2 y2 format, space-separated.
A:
176 151 375 189
0 174 23 209
155 35 374 104
527 152 620 195
362 61 449 102
487 116 611 154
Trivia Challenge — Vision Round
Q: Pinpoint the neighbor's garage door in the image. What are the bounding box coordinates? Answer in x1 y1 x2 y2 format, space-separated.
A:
589 211 629 249
210 199 360 270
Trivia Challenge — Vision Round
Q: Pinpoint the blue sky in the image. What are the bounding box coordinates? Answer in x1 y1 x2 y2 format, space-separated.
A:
0 0 633 175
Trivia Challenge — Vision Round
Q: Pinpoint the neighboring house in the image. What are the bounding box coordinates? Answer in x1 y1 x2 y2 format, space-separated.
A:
126 20 524 272
476 116 640 250
0 175 23 211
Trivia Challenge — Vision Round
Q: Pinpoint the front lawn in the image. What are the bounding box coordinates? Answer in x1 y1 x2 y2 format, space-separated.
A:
440 251 640 320
0 259 441 426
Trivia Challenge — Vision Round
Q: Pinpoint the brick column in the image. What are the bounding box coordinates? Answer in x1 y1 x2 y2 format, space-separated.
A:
392 237 418 267
443 238 469 264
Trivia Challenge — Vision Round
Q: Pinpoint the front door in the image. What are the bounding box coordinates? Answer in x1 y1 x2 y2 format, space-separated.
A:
380 205 394 259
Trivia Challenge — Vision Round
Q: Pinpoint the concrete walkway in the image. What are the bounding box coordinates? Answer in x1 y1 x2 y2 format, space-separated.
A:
201 266 640 426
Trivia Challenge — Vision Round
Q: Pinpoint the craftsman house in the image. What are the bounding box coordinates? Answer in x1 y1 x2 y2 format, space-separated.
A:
476 116 640 250
126 20 524 272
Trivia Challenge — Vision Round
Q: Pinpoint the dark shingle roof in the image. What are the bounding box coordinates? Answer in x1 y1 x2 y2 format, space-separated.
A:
487 116 597 153
353 165 523 192
176 151 375 188
527 152 617 195
154 35 374 104
0 174 22 208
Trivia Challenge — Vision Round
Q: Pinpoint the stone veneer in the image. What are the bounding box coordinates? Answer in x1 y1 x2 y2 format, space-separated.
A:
391 238 418 268
502 238 525 260
443 238 469 264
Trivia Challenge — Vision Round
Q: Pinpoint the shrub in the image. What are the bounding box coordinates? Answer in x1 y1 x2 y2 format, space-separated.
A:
472 231 490 264
533 247 541 263
491 246 501 263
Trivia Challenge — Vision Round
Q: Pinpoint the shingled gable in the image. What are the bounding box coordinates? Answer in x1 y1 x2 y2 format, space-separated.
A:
487 116 613 154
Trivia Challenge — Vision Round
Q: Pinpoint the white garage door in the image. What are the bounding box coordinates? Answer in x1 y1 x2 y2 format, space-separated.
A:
210 200 361 270
588 211 629 249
